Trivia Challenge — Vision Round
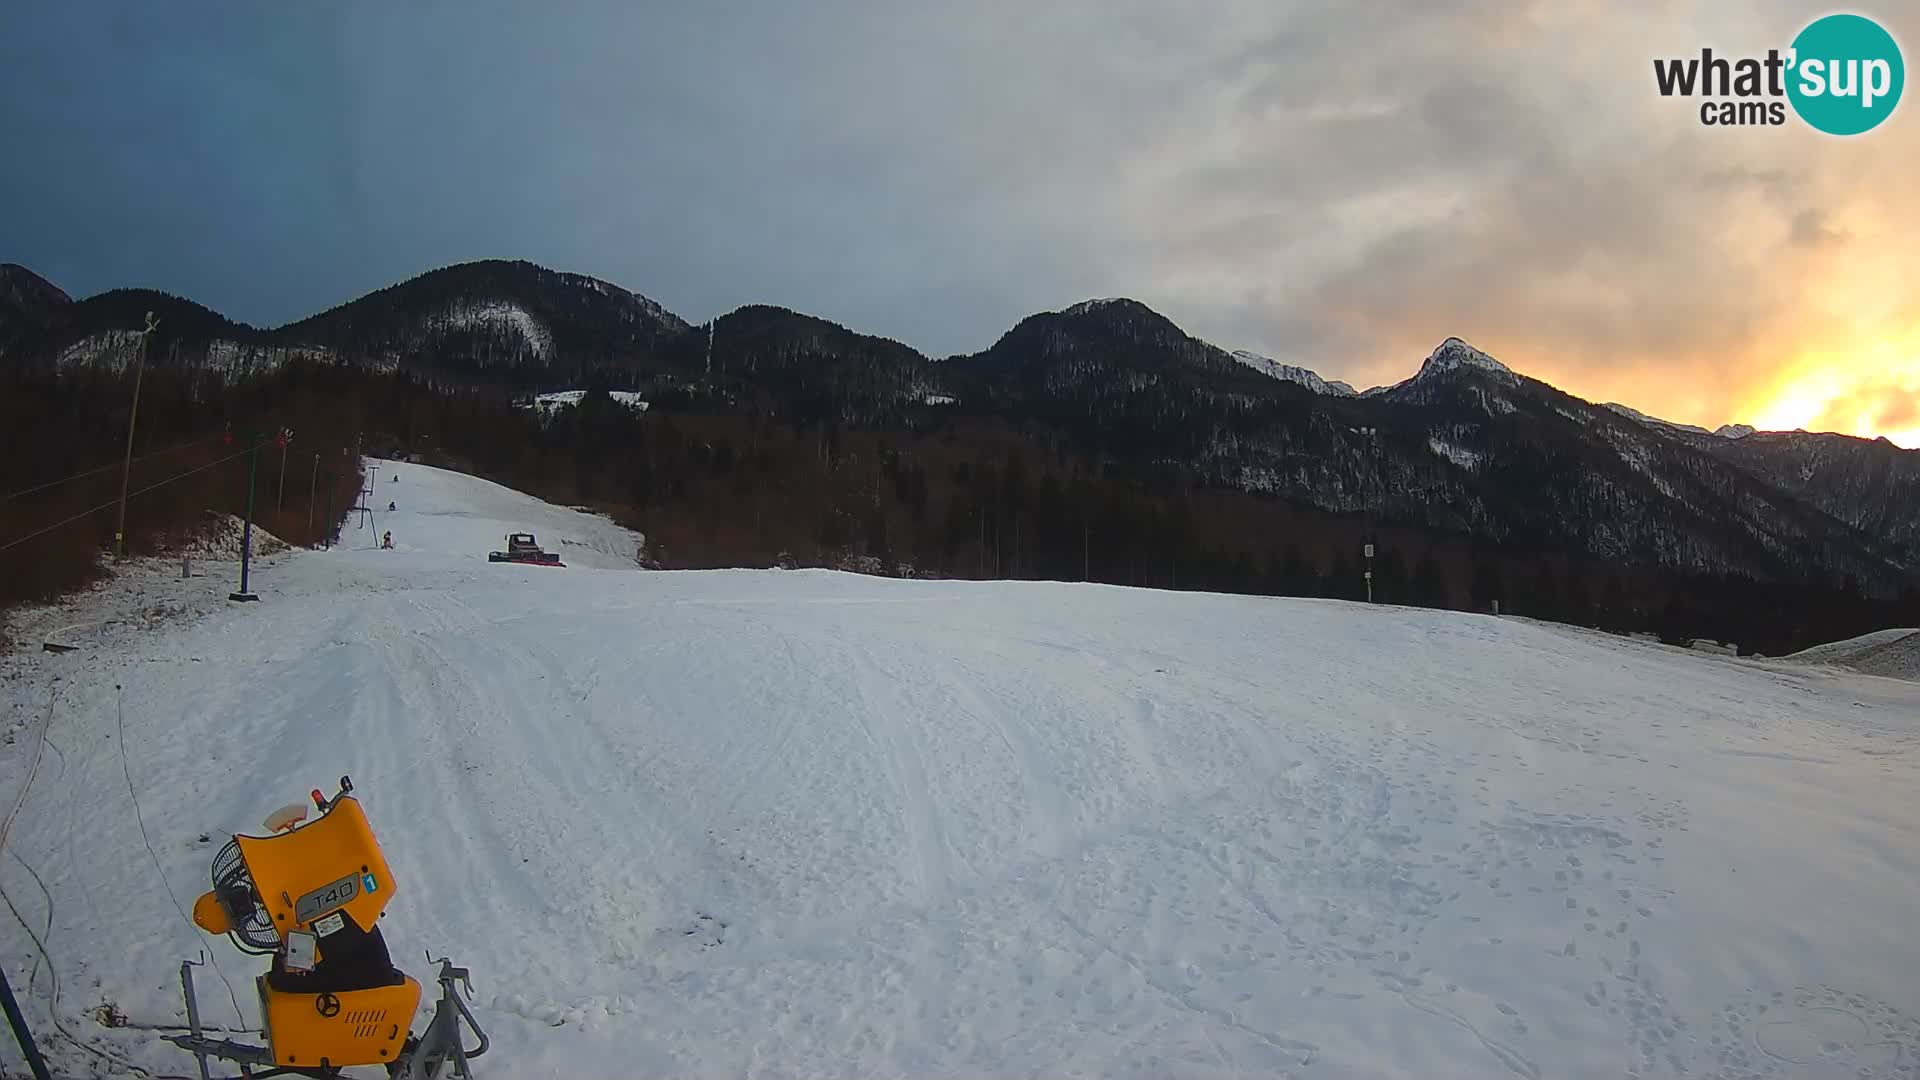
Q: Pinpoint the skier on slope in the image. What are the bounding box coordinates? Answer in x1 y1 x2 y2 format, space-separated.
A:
381 531 393 550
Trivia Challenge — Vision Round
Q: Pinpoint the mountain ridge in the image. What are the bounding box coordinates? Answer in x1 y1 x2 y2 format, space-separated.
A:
5 258 1914 597
0 259 1887 446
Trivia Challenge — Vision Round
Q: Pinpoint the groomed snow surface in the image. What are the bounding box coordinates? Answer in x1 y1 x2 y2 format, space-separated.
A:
3 461 1918 1079
1787 628 1920 682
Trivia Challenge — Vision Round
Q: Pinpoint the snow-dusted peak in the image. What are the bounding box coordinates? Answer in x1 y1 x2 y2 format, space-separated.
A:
1605 403 1757 441
1603 402 1712 436
557 270 680 327
1229 350 1357 397
1415 337 1515 380
1060 298 1130 317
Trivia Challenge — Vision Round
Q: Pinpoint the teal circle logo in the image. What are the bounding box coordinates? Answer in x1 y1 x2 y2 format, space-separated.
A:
1787 14 1904 135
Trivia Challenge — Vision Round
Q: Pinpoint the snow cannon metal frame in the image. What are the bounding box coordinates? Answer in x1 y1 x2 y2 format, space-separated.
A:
486 533 563 567
167 776 490 1079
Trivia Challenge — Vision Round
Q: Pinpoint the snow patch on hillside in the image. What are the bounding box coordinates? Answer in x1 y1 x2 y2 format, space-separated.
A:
518 389 649 414
1605 431 1685 500
54 329 144 372
1428 435 1484 470
1477 386 1518 415
440 300 554 359
204 341 336 377
54 334 340 378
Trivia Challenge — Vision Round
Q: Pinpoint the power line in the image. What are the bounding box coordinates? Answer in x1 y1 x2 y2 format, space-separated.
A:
0 445 253 555
116 687 246 1028
4 435 218 502
0 687 187 1080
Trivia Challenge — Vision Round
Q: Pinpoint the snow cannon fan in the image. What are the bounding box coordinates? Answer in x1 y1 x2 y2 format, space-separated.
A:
167 776 491 1079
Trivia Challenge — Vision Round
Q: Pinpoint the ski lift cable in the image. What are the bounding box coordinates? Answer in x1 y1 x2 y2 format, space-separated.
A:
3 435 221 502
0 445 254 555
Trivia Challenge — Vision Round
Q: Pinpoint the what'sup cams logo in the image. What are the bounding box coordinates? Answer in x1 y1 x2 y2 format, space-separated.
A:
1654 13 1904 134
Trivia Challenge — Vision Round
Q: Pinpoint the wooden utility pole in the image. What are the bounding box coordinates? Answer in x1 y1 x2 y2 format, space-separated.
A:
114 312 158 556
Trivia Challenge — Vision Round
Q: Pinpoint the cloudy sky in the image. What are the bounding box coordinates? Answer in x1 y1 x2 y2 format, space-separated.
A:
2 1 1915 444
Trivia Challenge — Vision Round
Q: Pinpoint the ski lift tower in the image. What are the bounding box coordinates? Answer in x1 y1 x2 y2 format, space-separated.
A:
353 475 375 531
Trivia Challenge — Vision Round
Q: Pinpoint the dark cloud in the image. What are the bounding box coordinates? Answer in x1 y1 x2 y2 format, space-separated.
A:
1788 209 1850 248
0 1 1910 436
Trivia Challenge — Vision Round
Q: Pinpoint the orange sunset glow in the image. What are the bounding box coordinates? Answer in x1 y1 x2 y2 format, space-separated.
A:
1746 355 1920 449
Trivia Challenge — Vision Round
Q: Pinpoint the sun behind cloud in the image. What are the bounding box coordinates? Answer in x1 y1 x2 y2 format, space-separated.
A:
1739 328 1920 449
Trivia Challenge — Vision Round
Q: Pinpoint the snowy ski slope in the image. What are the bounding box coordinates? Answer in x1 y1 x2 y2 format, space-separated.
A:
2 460 1918 1079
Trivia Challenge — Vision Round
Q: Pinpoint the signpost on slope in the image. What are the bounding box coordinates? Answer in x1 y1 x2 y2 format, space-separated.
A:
1364 542 1374 604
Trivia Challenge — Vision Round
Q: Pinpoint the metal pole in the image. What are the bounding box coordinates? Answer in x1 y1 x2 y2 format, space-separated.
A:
180 962 213 1080
324 474 335 551
277 437 288 514
307 452 320 542
114 312 157 556
0 966 53 1080
231 435 260 602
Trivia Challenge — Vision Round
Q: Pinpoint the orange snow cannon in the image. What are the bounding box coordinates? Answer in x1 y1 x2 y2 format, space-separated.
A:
167 776 490 1078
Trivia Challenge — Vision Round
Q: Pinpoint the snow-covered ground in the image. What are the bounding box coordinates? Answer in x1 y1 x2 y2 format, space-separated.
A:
3 462 1918 1079
1785 627 1920 682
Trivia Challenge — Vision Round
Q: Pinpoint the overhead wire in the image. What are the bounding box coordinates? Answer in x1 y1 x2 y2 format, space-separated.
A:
0 685 174 1079
0 682 235 1080
3 435 220 502
114 686 247 1028
0 445 254 555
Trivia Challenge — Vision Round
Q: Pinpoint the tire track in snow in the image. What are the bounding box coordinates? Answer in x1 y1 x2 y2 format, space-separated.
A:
1396 988 1542 1080
844 641 953 905
389 593 668 987
1050 902 1320 1071
946 664 1074 858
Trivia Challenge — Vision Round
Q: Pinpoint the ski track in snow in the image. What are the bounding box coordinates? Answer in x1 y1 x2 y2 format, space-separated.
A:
1 460 1917 1078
